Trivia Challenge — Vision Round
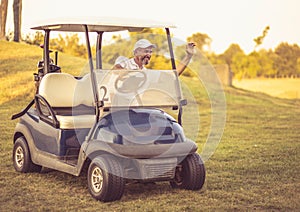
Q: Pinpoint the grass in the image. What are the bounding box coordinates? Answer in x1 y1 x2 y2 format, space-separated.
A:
233 78 300 99
0 40 300 211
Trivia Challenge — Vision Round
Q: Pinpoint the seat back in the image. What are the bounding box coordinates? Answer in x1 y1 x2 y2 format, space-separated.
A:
39 73 78 107
38 73 94 108
74 73 94 107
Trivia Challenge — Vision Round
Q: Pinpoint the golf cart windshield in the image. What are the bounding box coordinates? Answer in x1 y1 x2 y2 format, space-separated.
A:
92 69 182 109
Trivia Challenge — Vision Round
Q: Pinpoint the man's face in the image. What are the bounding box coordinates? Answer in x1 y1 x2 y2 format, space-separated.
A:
135 47 153 65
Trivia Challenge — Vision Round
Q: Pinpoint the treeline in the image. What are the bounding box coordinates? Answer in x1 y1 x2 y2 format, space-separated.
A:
209 43 300 79
23 31 87 58
22 30 300 79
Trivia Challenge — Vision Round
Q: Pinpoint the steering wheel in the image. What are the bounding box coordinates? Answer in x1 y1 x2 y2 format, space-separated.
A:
114 71 147 94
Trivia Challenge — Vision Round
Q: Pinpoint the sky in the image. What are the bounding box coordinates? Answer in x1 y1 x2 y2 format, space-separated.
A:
4 0 300 54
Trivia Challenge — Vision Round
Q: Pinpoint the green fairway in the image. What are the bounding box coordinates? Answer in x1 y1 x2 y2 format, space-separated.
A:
0 41 299 211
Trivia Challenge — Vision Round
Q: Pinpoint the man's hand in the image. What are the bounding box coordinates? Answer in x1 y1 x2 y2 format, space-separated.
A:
186 42 196 57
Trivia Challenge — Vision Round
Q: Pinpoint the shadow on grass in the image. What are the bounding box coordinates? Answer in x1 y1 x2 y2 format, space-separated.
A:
227 86 300 108
36 168 194 202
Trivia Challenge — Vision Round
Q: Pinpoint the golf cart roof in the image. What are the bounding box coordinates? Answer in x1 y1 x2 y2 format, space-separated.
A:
31 17 176 32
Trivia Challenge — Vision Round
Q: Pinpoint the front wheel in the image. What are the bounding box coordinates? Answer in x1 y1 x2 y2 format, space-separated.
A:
13 136 41 173
88 155 125 202
170 153 205 190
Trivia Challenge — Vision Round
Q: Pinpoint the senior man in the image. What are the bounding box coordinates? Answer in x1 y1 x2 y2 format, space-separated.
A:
113 39 195 75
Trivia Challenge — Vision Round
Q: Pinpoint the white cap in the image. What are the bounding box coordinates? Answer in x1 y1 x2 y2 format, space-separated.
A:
133 39 156 51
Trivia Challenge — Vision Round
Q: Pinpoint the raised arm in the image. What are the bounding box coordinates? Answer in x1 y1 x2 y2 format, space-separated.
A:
176 42 196 76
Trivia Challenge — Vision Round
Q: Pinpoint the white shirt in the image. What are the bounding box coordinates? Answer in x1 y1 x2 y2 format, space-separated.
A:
118 58 146 70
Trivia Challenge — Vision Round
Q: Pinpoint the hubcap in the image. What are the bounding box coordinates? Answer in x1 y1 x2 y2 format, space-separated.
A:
91 166 104 193
15 146 24 168
174 166 183 185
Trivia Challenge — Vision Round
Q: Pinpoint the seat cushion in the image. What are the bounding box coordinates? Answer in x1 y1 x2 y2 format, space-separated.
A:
56 114 95 129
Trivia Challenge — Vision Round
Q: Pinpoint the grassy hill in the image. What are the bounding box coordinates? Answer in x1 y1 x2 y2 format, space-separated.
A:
233 78 300 99
0 41 299 211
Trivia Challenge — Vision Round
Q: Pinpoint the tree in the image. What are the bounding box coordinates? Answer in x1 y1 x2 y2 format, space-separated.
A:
247 52 263 78
0 0 8 40
256 49 277 77
231 52 243 79
50 33 87 58
23 31 44 45
274 42 300 77
173 32 212 76
231 52 260 79
253 26 270 51
101 34 132 67
13 0 22 42
219 43 244 69
296 58 300 77
207 52 224 65
186 32 211 53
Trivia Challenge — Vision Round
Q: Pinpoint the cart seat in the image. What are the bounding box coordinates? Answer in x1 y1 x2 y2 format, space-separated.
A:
38 73 95 129
56 114 95 129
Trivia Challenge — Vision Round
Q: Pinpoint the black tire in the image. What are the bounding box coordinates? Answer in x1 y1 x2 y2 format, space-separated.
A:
170 153 205 190
13 136 42 173
87 154 125 202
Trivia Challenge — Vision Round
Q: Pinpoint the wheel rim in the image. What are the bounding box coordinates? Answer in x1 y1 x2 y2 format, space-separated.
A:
91 166 104 193
15 146 24 168
174 168 183 185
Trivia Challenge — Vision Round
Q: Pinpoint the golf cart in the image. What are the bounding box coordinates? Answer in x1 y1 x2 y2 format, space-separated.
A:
11 17 205 202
